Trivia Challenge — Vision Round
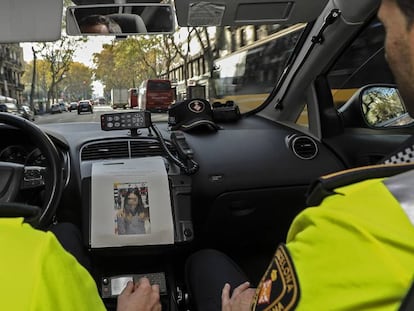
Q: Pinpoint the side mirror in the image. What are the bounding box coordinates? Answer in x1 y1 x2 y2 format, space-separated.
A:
339 84 414 128
361 86 414 127
66 3 175 36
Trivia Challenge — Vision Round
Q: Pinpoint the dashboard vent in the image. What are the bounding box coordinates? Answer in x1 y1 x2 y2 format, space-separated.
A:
130 140 166 157
81 141 129 161
290 135 318 160
81 139 175 161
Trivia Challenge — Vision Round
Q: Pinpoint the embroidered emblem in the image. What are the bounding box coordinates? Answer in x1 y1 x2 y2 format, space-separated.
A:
188 99 205 113
251 244 300 311
258 279 272 304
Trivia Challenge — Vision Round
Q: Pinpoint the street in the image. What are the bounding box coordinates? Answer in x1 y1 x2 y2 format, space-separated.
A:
34 105 169 125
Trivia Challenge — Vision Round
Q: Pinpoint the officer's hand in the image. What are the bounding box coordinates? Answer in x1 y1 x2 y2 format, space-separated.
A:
221 282 255 311
117 278 162 311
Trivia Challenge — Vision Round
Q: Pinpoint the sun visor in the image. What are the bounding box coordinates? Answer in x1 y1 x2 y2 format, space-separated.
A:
174 0 329 26
0 0 62 42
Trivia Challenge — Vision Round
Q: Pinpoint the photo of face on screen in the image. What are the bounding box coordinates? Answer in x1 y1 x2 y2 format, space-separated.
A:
113 182 150 235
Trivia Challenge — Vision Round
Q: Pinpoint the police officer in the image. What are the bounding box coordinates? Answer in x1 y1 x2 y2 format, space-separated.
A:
0 218 161 310
185 0 414 310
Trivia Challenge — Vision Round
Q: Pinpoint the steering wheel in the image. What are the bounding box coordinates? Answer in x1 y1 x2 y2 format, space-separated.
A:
0 113 63 229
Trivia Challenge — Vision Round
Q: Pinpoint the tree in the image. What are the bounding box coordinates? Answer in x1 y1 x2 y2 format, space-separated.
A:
169 27 193 95
192 27 224 98
93 37 168 91
131 36 168 78
93 43 119 91
35 36 84 107
21 59 53 105
28 47 37 111
113 38 153 86
159 35 179 78
60 62 93 101
167 26 224 99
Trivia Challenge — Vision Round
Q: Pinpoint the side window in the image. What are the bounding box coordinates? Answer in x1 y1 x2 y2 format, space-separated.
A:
327 18 395 108
295 19 406 129
327 18 414 128
294 19 394 129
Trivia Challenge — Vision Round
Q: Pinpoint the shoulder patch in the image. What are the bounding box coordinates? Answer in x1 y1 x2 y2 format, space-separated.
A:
251 244 300 311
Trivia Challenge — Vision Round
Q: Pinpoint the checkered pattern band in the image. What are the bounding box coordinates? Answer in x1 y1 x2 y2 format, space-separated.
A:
383 145 414 164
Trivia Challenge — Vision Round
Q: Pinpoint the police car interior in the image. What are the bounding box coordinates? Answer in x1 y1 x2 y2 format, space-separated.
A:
1 0 414 310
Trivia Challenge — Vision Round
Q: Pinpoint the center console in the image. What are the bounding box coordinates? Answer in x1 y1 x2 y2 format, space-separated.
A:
80 157 193 310
79 112 195 310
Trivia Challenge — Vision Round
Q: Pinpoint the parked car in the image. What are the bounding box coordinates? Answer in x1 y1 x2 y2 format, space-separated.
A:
50 103 62 114
77 100 93 114
68 101 78 112
0 102 20 116
59 102 68 112
18 105 35 121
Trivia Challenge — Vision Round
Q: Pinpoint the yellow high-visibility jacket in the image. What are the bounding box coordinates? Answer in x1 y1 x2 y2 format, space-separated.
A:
0 218 106 310
252 168 414 311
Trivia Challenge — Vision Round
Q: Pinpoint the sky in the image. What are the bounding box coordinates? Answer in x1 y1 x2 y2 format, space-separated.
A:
21 36 113 97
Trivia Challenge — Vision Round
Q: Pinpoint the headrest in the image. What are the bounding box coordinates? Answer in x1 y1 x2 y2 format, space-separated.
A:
168 98 220 132
107 13 147 33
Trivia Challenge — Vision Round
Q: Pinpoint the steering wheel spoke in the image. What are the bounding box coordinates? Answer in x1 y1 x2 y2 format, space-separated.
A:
21 166 46 190
0 161 24 202
0 113 62 228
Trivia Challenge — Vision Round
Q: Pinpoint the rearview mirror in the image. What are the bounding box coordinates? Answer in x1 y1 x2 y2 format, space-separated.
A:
66 3 175 36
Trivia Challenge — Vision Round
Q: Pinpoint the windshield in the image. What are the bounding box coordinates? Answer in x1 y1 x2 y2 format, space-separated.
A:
147 80 171 91
210 24 305 113
7 5 305 125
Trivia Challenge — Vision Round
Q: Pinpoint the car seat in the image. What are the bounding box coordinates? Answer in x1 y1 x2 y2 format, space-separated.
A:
107 13 147 33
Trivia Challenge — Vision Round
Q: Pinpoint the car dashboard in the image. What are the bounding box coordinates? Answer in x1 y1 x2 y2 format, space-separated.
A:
3 115 347 310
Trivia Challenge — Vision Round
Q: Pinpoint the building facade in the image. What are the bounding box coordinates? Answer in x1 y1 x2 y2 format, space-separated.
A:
0 44 25 105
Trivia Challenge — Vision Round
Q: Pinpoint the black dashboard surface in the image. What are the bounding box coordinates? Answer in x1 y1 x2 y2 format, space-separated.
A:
35 116 346 248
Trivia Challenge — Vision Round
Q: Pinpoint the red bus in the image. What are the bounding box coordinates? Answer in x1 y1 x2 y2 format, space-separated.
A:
138 79 174 112
128 88 139 109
